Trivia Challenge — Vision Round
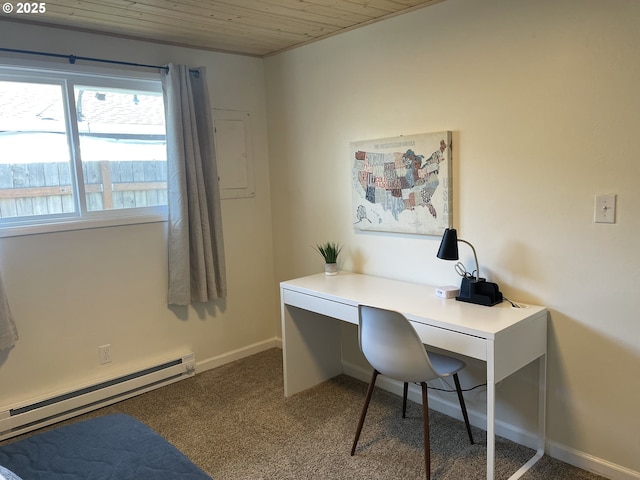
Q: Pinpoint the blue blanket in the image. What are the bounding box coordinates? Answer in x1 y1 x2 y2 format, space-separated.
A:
0 414 212 479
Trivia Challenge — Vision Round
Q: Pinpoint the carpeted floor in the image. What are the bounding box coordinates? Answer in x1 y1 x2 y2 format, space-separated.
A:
2 348 606 479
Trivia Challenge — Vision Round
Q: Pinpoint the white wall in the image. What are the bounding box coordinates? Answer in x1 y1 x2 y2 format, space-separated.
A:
0 23 277 406
265 0 640 478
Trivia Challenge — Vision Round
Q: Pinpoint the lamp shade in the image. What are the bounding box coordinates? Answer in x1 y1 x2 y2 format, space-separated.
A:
436 228 459 260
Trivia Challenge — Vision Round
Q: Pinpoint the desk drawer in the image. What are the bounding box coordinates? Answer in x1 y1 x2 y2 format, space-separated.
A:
411 321 487 361
283 289 358 325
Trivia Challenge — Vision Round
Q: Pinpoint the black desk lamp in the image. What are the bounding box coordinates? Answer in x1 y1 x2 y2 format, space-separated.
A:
436 228 503 306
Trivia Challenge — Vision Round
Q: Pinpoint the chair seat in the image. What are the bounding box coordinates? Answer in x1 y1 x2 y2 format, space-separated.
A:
427 350 465 377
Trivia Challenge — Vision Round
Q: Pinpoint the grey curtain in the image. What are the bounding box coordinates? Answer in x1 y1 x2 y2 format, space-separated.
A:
0 272 17 352
162 64 227 305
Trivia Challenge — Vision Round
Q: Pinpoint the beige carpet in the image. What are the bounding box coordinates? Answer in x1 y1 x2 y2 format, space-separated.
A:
3 348 606 479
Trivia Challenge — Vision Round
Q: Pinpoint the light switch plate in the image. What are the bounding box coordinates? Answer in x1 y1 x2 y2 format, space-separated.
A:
594 194 616 223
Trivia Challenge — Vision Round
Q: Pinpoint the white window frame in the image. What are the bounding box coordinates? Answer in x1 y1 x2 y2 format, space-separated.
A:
0 57 168 238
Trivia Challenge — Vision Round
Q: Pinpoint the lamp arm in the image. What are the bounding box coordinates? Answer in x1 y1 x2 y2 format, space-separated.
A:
458 238 480 280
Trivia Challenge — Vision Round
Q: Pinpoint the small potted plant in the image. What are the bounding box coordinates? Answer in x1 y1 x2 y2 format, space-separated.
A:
314 242 342 276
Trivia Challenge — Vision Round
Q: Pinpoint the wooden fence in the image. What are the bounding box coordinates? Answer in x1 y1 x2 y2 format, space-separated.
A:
0 160 167 218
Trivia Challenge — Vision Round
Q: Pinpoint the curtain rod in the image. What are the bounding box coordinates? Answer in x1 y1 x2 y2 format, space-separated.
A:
0 47 169 70
0 47 200 75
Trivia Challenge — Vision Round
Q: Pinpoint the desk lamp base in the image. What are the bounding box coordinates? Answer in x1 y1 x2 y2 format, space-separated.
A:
457 277 503 307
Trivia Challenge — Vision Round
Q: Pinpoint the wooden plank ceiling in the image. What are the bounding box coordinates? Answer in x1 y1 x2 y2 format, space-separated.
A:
2 0 444 57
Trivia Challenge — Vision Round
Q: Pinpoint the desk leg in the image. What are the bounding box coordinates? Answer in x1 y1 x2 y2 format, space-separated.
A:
488 341 548 480
487 351 496 480
506 353 547 479
538 353 547 454
281 304 343 397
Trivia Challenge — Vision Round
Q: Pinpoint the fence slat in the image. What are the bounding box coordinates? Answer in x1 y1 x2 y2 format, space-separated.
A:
0 161 167 218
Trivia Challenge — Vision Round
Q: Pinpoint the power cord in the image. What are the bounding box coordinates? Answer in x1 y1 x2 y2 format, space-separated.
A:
503 297 529 309
426 382 487 393
409 371 488 393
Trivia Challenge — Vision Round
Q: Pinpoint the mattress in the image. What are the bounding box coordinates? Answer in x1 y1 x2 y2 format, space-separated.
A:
0 414 212 479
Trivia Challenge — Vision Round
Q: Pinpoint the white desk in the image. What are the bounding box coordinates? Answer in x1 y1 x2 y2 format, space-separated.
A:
280 272 547 480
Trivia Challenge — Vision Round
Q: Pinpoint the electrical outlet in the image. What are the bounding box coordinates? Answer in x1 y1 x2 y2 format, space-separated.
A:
99 344 112 364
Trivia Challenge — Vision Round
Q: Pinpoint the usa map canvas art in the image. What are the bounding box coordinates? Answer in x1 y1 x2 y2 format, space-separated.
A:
351 132 452 235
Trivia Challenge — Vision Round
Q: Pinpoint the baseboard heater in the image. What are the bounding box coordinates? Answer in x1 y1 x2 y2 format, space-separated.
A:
0 353 196 441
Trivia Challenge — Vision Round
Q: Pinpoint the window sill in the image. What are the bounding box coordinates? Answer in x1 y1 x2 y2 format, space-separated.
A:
0 210 167 238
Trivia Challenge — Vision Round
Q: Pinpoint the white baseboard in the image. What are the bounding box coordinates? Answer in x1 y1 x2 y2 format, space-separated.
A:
546 441 640 480
196 338 280 373
342 360 639 480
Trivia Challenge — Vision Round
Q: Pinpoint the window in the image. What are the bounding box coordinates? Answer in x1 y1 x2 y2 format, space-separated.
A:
0 64 167 235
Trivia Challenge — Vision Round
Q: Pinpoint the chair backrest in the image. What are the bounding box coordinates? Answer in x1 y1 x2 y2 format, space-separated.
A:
358 304 440 383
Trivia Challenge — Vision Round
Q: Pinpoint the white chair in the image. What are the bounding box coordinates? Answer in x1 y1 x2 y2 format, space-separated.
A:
351 304 474 479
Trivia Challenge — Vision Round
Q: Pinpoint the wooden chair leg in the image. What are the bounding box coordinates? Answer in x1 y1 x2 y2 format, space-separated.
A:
421 382 431 480
351 369 379 456
453 373 474 444
402 382 409 418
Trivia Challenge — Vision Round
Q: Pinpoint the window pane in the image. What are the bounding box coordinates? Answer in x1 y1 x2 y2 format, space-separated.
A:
74 86 167 212
0 81 76 219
